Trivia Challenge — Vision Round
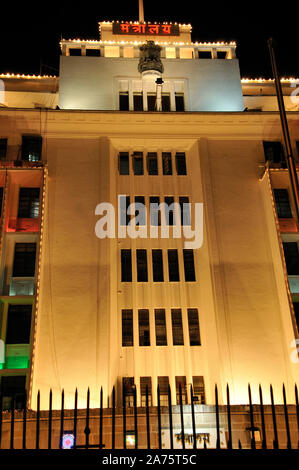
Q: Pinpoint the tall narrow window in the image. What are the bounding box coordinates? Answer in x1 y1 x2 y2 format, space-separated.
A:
122 309 133 346
21 135 42 162
175 94 185 111
119 152 129 175
162 94 171 111
123 377 135 408
168 250 180 282
121 249 132 282
183 249 196 282
18 188 40 219
134 196 146 226
263 141 286 166
140 377 152 406
158 376 169 406
13 243 36 277
152 250 164 282
175 153 187 175
175 376 187 404
6 304 32 344
164 196 175 226
147 153 158 175
171 309 184 345
150 197 161 226
1 376 26 410
119 92 129 111
133 93 143 111
162 152 172 175
0 138 7 161
179 197 191 225
283 242 299 275
192 376 205 404
147 94 156 111
274 189 292 218
138 309 150 346
155 309 167 345
137 249 148 282
119 196 131 226
188 308 201 345
132 152 144 175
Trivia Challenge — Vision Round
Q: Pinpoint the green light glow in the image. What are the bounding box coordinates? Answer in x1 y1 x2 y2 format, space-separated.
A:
4 356 29 369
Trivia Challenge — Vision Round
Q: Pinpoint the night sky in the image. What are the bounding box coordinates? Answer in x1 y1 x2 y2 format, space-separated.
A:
0 2 297 78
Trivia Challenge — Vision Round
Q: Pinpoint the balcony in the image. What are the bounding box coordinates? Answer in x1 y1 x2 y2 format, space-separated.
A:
0 160 43 169
279 218 298 233
9 277 35 296
7 217 40 232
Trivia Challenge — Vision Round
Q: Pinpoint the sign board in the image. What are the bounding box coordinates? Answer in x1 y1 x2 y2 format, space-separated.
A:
162 428 227 449
112 23 180 36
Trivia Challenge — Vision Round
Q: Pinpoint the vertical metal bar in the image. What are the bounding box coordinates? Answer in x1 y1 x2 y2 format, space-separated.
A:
168 384 173 449
248 384 256 450
74 389 78 449
99 387 103 450
215 384 220 450
270 385 279 449
157 384 162 449
123 384 126 449
22 390 27 449
10 396 15 450
283 384 292 449
179 383 185 449
190 384 197 449
85 388 90 449
36 390 40 450
295 384 299 448
48 389 52 450
134 385 138 449
111 386 115 450
60 389 64 449
259 385 267 450
146 385 150 449
226 384 232 450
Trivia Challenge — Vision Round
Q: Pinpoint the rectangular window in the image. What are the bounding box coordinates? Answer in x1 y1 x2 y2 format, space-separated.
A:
171 309 184 345
133 94 143 111
188 309 201 345
175 94 185 111
18 188 40 219
122 309 133 346
134 196 146 226
137 249 148 282
162 94 171 111
155 309 167 345
263 141 286 165
0 138 7 161
86 49 101 56
152 250 164 282
138 309 150 346
123 377 135 408
283 242 299 275
147 94 156 111
150 196 161 226
0 187 3 217
140 377 152 406
179 197 191 225
119 152 130 175
176 153 187 175
198 51 212 59
13 243 36 277
147 152 158 175
274 189 292 218
175 376 187 404
158 376 169 406
183 249 196 281
0 376 26 410
162 152 172 175
168 250 180 282
192 376 205 404
119 195 130 226
164 196 175 226
21 135 42 162
121 249 132 282
119 92 129 111
6 304 32 344
132 152 144 175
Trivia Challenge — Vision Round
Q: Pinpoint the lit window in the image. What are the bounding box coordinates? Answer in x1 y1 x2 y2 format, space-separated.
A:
104 46 120 57
179 48 194 59
123 47 134 58
165 47 176 59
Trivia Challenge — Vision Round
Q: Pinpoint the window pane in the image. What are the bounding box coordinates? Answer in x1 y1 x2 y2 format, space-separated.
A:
119 153 129 175
119 92 129 111
171 309 184 345
192 376 205 404
6 305 32 344
121 249 132 282
283 242 299 275
137 249 148 282
152 249 164 282
274 189 292 218
133 94 143 111
21 135 42 162
263 141 286 166
0 138 7 161
133 153 144 175
183 249 196 281
168 250 179 282
138 309 150 346
175 376 187 404
158 376 169 406
13 243 36 277
179 197 191 225
1 376 26 410
18 188 40 219
140 376 152 406
162 94 170 111
134 196 146 226
188 309 201 345
162 153 172 175
123 377 135 407
175 94 185 111
119 196 130 226
176 153 187 175
155 309 167 345
122 309 133 346
147 94 156 111
164 196 175 226
147 152 158 175
150 196 161 226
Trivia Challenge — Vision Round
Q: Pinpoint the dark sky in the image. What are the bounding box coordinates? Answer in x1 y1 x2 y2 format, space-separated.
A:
0 2 297 78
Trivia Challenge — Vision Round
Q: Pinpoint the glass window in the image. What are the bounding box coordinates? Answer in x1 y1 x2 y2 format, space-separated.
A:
283 242 299 275
6 305 32 344
119 92 129 111
175 153 187 175
133 152 144 175
140 377 152 406
179 197 191 225
1 375 26 410
138 309 150 346
175 376 187 404
162 152 172 175
263 141 286 166
119 195 130 226
21 136 42 162
152 250 163 282
158 376 169 406
121 249 132 282
133 94 143 111
150 197 161 226
188 309 201 345
123 377 135 408
134 196 146 226
155 309 167 345
18 188 40 219
162 94 171 111
175 94 185 111
183 249 196 282
147 94 156 111
13 243 36 277
147 153 158 175
122 309 133 346
119 152 129 175
164 196 175 226
168 250 179 282
171 309 184 345
274 189 292 218
192 376 205 404
137 249 148 282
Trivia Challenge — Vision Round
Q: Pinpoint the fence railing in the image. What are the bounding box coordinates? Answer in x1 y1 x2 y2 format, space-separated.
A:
1 383 299 450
